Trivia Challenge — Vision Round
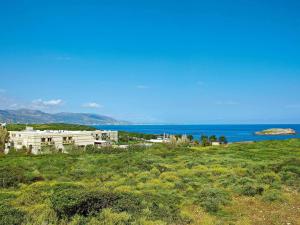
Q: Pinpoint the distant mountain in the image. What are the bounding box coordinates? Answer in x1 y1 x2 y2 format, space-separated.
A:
0 109 129 125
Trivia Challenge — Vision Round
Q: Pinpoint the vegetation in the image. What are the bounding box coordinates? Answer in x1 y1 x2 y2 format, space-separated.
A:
0 139 299 224
0 126 9 152
218 136 228 144
118 131 158 144
6 123 96 131
200 135 228 147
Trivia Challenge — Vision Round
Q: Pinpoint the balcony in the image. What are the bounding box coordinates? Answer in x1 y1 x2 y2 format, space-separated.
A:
41 141 55 146
63 140 75 145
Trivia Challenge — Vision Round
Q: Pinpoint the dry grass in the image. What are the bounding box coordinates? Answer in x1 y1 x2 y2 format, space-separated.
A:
225 192 300 225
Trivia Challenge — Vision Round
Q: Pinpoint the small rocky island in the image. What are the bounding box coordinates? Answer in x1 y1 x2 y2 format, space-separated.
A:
255 128 296 136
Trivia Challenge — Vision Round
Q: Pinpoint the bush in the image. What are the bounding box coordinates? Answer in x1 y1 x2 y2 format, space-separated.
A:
112 192 143 214
0 166 25 188
262 190 284 202
235 178 264 196
51 186 142 219
279 171 300 190
65 145 85 155
51 188 116 218
88 208 131 225
195 188 231 213
144 192 184 223
259 172 281 185
240 184 264 196
40 145 60 154
0 204 25 225
85 145 97 153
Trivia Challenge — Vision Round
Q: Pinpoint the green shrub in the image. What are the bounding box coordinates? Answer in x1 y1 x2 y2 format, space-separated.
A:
25 169 45 183
144 192 184 223
6 147 29 156
279 171 300 190
0 204 25 225
40 145 60 154
65 145 85 155
195 187 231 213
51 186 142 219
0 166 25 188
112 192 143 214
259 172 281 185
85 145 97 153
262 190 284 202
235 177 264 196
88 208 131 225
0 192 16 203
239 184 264 196
51 188 115 218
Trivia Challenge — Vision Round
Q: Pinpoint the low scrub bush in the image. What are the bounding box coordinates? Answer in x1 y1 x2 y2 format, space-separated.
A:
0 204 25 225
25 169 45 183
279 171 300 190
195 187 231 213
51 188 115 218
144 192 185 223
259 172 281 186
0 166 25 188
235 177 264 196
88 208 131 225
262 190 284 202
0 192 16 203
51 186 143 219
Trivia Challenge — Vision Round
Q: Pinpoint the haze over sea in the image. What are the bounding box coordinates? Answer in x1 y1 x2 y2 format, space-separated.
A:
95 124 300 143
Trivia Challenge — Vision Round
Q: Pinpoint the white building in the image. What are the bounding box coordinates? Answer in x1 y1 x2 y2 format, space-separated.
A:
148 137 170 143
8 127 118 154
211 141 221 146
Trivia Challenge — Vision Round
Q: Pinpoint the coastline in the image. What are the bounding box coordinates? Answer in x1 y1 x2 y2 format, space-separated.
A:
95 124 300 143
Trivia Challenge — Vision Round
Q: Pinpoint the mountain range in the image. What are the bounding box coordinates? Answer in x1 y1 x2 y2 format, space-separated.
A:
0 109 128 125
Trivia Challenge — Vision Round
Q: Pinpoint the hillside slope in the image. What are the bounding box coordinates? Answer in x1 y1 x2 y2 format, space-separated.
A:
0 109 128 125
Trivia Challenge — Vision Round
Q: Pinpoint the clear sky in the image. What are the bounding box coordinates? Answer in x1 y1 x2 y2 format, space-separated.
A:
0 0 300 124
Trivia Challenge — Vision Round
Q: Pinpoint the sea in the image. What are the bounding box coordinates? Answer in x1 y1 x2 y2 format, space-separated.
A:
94 124 300 143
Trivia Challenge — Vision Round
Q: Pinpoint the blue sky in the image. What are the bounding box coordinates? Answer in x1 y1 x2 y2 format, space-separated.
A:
0 0 300 124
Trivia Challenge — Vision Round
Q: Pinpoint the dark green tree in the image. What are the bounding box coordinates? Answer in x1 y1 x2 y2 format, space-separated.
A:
0 126 9 152
201 135 210 147
219 136 228 144
209 135 217 143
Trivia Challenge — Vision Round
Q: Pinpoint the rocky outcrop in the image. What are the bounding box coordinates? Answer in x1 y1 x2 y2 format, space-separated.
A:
255 128 296 136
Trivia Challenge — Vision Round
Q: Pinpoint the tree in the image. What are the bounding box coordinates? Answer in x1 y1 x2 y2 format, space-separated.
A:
0 126 9 152
209 135 217 143
200 135 210 147
187 135 193 141
219 136 228 144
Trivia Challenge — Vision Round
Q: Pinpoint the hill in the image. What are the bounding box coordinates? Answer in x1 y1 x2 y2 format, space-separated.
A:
0 139 299 224
6 123 96 131
0 109 128 125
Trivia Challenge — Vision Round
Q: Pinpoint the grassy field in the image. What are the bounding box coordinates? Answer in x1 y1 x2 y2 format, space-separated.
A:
0 139 299 225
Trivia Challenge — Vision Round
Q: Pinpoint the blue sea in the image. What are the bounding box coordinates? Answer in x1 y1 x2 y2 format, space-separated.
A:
95 124 300 143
